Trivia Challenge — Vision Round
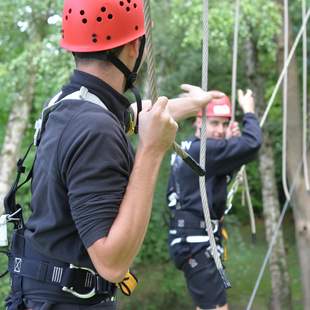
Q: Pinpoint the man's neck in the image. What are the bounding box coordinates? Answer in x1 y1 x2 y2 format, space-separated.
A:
77 63 126 94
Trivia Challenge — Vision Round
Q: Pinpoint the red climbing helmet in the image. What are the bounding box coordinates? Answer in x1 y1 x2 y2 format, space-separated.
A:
60 0 145 52
197 95 232 119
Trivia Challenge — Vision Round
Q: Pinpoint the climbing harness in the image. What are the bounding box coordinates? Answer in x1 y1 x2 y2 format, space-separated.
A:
2 86 140 309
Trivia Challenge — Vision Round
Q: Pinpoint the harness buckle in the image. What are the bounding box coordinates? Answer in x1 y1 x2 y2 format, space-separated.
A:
62 264 96 299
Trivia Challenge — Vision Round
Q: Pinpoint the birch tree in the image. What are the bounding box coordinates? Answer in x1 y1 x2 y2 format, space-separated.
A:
0 1 70 215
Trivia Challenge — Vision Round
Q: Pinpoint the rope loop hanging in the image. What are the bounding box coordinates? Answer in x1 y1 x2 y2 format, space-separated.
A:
302 0 310 191
231 0 240 119
199 0 231 289
228 0 256 239
282 0 290 200
227 8 310 210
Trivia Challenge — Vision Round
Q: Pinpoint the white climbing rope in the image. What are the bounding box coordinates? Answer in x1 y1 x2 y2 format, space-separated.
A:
199 0 230 288
231 0 240 118
282 0 290 201
302 0 310 191
228 8 310 210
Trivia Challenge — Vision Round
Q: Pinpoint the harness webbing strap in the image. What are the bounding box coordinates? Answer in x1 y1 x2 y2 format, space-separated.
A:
4 87 117 304
34 87 108 146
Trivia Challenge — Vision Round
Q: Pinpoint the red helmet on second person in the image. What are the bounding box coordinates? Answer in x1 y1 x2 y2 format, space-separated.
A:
197 96 232 119
60 0 145 52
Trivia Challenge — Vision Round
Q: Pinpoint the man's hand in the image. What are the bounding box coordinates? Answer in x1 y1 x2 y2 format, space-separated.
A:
226 122 241 139
180 84 225 111
138 97 178 154
238 89 255 114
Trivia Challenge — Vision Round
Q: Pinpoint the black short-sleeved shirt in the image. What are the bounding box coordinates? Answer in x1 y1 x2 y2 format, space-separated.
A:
25 70 134 269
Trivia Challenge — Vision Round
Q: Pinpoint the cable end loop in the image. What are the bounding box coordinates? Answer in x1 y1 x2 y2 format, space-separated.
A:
172 142 206 176
219 268 231 289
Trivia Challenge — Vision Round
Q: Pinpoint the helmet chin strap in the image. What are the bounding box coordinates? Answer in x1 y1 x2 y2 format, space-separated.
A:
107 36 146 134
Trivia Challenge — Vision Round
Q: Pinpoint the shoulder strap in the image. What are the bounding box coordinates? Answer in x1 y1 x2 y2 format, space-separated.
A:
3 87 108 227
34 86 108 146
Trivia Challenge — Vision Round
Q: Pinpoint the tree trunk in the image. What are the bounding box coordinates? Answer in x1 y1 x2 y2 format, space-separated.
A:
258 134 292 310
276 3 310 307
244 37 292 310
0 67 36 215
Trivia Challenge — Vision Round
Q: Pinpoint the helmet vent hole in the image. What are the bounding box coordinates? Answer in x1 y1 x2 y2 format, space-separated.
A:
108 14 113 19
126 7 130 12
127 0 131 3
135 26 139 31
93 38 98 43
65 15 68 20
80 10 85 15
134 3 137 8
69 9 72 14
101 7 106 13
82 18 88 24
119 1 124 6
107 36 111 40
97 17 102 22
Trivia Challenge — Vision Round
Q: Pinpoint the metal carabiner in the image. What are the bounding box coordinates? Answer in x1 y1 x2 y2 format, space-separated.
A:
62 264 97 299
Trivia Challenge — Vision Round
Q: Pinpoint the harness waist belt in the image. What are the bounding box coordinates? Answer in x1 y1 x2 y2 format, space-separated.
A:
170 211 220 230
9 254 116 300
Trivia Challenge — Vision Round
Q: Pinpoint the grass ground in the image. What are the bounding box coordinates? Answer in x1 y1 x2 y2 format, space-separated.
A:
0 216 302 309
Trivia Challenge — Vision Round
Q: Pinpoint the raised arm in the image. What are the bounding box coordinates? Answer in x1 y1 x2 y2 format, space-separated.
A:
130 85 224 123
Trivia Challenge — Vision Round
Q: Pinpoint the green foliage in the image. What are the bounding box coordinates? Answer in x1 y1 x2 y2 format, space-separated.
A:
0 0 305 308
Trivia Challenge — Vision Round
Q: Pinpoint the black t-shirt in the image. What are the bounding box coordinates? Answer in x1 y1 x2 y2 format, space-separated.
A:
25 70 134 269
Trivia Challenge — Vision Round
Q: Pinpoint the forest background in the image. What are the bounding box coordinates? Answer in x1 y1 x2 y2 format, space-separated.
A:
0 0 309 309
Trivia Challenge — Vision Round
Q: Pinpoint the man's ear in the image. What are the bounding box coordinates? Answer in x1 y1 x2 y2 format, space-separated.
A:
128 38 140 58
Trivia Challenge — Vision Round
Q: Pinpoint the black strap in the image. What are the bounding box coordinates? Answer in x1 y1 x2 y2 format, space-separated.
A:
8 255 116 297
4 143 34 229
131 85 142 134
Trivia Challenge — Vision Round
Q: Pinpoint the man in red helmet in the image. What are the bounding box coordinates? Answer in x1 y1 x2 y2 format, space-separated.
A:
167 89 262 310
5 1 222 309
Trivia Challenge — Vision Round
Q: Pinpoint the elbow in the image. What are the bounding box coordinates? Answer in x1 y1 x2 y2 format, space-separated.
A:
96 265 128 283
248 134 262 153
254 134 263 151
87 238 130 283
